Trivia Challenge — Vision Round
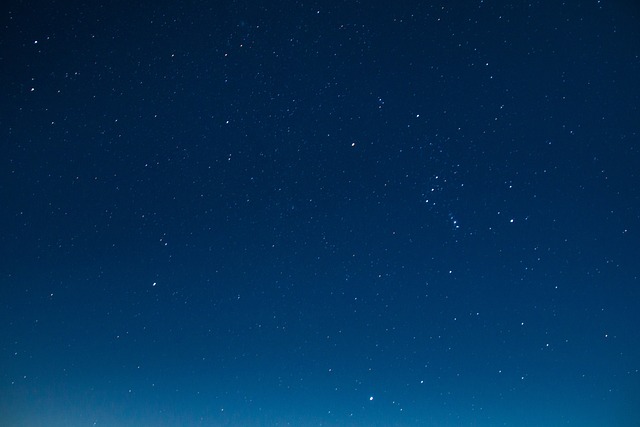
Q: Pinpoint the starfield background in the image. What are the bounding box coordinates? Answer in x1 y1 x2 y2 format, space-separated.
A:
1 1 639 426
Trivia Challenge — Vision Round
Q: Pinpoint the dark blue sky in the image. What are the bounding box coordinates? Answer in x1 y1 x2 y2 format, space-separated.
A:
1 1 639 426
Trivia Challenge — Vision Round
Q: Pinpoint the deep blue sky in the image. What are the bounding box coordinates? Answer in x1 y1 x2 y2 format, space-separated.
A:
1 1 639 426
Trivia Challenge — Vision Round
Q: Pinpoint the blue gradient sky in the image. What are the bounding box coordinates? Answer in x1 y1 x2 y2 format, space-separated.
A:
1 0 639 426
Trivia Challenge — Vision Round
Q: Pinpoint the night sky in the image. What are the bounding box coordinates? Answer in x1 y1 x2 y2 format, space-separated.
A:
1 1 639 426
